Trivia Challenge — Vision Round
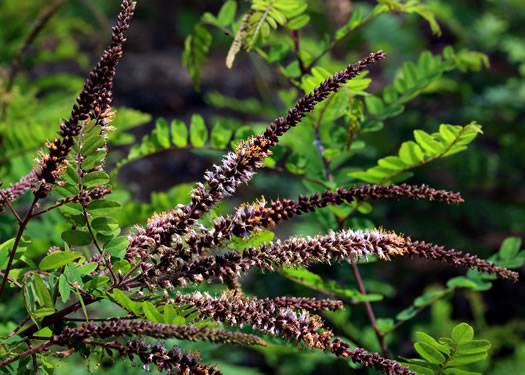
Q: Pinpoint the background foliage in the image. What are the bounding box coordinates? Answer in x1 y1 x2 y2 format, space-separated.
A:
0 0 523 374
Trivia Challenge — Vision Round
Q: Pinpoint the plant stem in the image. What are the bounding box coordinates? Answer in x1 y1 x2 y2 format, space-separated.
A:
303 12 379 72
0 187 23 225
82 205 118 285
19 299 90 338
349 260 390 358
30 344 40 375
312 94 335 182
3 316 30 342
0 195 38 299
381 289 455 336
266 166 333 189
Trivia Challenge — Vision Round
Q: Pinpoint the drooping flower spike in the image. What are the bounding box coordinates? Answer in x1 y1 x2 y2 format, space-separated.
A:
146 229 517 288
156 183 464 263
169 291 414 375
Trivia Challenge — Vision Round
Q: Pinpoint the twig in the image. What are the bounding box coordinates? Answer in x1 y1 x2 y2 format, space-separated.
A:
282 272 359 305
31 201 70 217
290 29 306 75
0 342 50 368
349 260 390 358
3 316 31 342
0 272 23 289
382 289 455 336
266 166 333 189
303 12 378 72
19 299 91 338
82 204 118 285
81 339 123 351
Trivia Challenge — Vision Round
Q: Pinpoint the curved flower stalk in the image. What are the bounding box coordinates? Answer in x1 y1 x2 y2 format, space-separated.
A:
146 229 518 288
53 321 267 347
158 183 464 262
122 340 222 374
32 0 135 194
170 291 414 375
169 292 344 315
126 51 387 260
403 241 518 281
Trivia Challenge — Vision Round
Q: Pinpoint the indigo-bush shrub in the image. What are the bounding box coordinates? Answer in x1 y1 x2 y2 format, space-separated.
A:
0 1 522 374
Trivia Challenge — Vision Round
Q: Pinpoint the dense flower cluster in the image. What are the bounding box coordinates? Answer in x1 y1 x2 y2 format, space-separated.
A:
140 183 463 269
168 291 414 375
0 172 36 211
53 321 266 347
404 241 519 281
148 229 407 287
144 228 518 288
123 340 222 374
125 51 387 261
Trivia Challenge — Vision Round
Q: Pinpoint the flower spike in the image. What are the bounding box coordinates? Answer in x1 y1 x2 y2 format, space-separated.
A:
146 229 517 288
33 0 136 194
126 51 387 261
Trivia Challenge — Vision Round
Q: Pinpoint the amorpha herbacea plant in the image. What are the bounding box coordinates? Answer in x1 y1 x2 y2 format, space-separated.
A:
0 1 520 374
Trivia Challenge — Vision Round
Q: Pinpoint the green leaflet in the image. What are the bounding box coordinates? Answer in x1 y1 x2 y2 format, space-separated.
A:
350 122 483 184
375 0 441 36
451 323 474 345
39 250 84 270
401 323 490 374
182 23 212 90
61 230 92 247
190 114 208 147
59 274 70 304
0 236 31 270
143 301 164 323
415 342 446 364
23 273 55 324
361 49 489 132
217 0 237 27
